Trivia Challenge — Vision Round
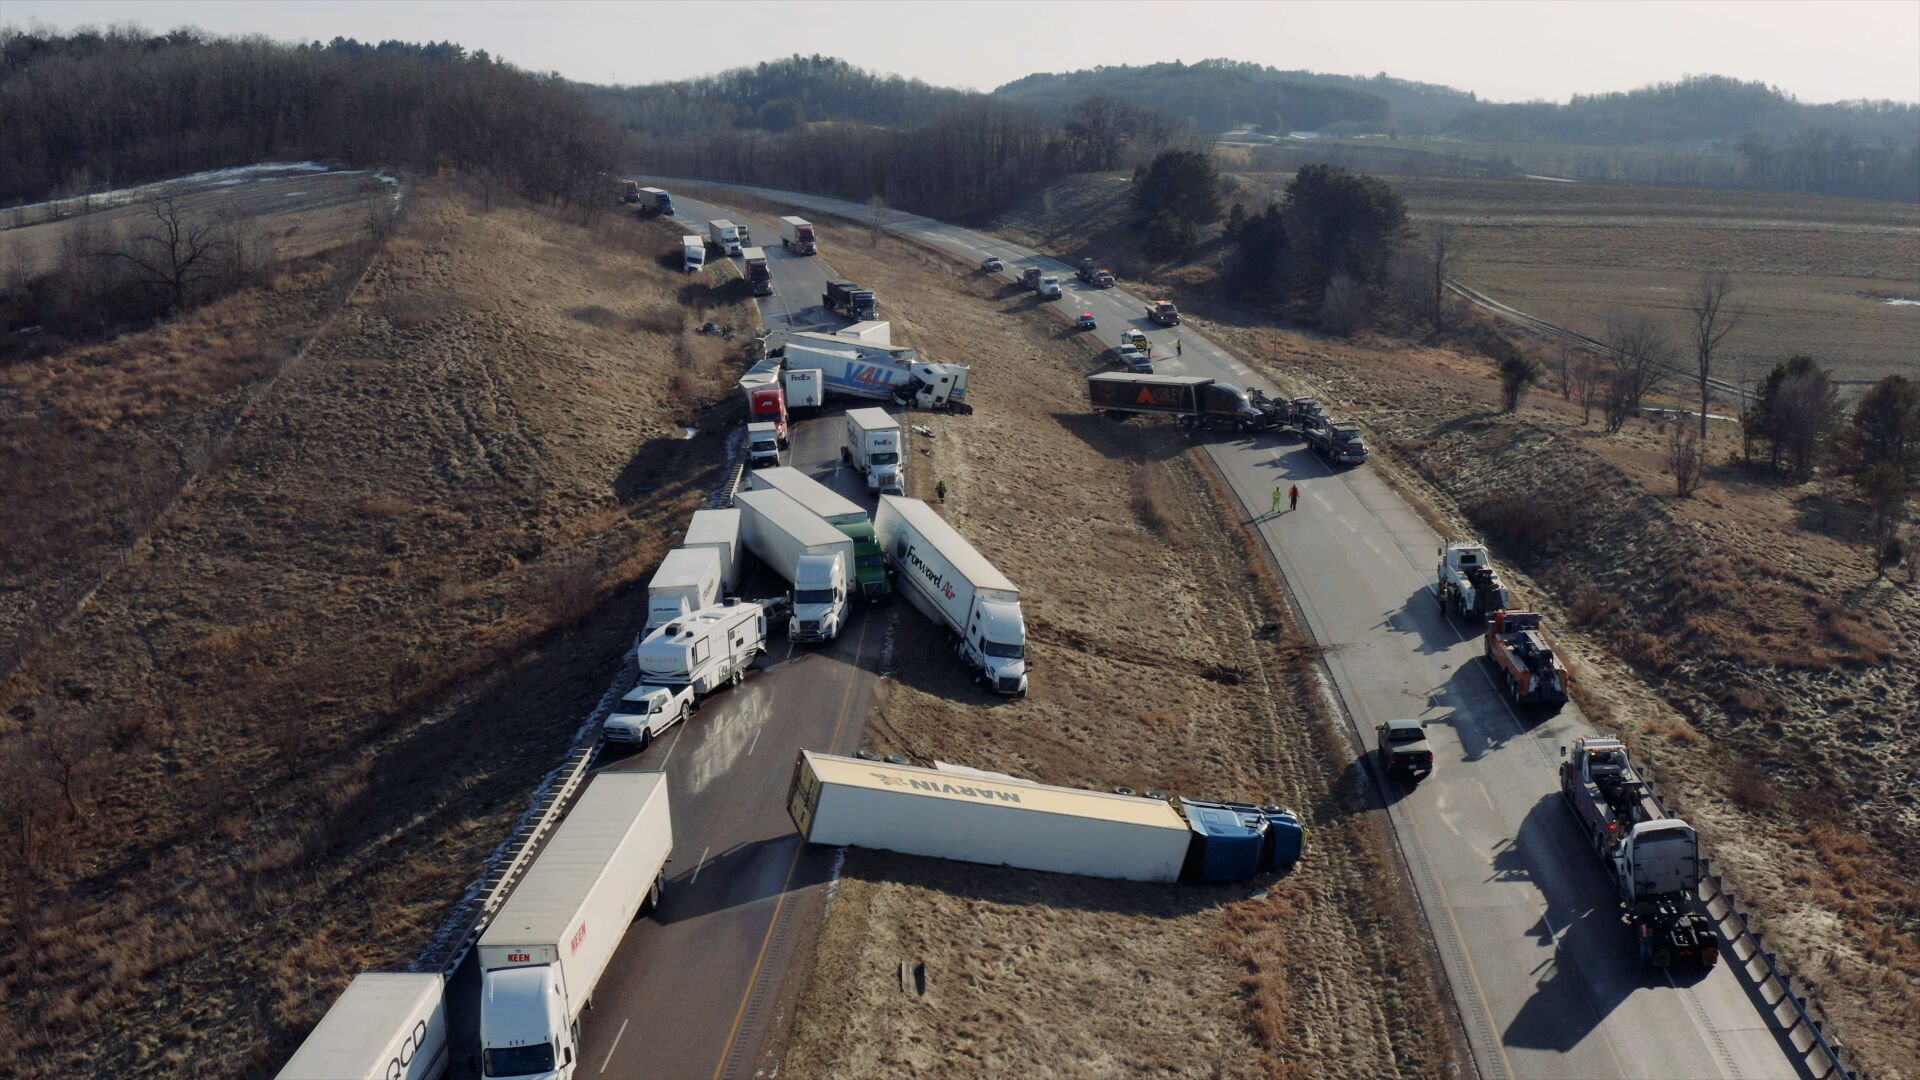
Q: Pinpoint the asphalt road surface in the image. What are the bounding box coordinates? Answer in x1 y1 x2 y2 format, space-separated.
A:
639 178 1805 1080
445 197 889 1080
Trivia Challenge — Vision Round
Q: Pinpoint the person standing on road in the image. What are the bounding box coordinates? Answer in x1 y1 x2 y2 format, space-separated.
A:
1176 339 1183 357
1289 484 1300 512
1272 486 1284 514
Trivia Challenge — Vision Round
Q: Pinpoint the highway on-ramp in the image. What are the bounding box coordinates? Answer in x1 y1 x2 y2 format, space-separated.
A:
446 198 891 1080
643 179 1806 1079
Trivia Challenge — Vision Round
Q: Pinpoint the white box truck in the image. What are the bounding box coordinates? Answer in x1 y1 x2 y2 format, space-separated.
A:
682 508 742 592
277 972 448 1080
779 216 816 254
477 773 672 1080
734 488 854 642
874 495 1028 695
644 547 723 635
708 219 742 256
787 751 1305 883
746 421 783 469
681 235 704 273
841 408 905 495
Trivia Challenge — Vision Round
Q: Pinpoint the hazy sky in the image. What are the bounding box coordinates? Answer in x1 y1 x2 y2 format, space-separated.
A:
10 0 1920 104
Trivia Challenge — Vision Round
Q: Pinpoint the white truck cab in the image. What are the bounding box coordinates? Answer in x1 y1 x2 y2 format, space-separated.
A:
479 967 571 1078
1037 275 1062 299
745 421 782 469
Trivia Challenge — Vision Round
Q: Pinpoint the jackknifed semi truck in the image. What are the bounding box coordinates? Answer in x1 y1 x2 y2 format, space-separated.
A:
277 972 448 1080
477 773 673 1079
770 330 972 411
787 751 1304 883
1088 372 1267 430
735 488 855 641
874 494 1028 695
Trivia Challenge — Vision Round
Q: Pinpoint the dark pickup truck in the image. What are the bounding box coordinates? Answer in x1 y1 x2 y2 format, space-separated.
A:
1376 718 1434 781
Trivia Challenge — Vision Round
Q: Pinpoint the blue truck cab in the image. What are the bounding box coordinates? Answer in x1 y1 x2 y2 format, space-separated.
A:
1179 799 1305 882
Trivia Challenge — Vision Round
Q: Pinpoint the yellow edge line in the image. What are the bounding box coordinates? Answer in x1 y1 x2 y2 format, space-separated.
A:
710 617 870 1080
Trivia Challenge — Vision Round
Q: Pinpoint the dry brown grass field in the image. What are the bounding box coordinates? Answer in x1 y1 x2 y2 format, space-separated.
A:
774 229 1458 1078
983 172 1919 1075
0 176 756 1077
1228 172 1920 390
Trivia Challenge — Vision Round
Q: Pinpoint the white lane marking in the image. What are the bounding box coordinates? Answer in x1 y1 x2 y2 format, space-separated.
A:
689 844 712 884
600 1018 630 1074
657 725 687 769
748 725 763 757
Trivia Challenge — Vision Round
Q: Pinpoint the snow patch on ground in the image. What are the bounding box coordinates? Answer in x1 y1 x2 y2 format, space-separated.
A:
7 161 347 216
1880 297 1919 306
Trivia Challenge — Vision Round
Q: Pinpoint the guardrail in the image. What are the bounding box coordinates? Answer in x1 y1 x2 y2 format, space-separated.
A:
1637 763 1862 1080
415 655 634 976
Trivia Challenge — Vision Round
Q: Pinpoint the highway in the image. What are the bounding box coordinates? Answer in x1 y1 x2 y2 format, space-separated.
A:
446 198 887 1080
640 178 1805 1079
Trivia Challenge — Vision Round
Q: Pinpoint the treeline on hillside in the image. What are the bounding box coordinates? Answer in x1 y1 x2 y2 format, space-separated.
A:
996 59 1390 133
577 54 971 138
641 98 1113 222
0 27 623 208
1448 76 1919 148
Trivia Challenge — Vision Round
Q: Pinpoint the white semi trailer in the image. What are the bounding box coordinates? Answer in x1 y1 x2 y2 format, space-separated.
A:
745 466 865 527
787 751 1305 883
708 219 742 256
874 495 1028 695
682 508 742 592
477 773 672 1080
643 547 723 635
779 215 816 254
734 488 854 642
277 972 448 1080
771 330 971 411
841 407 905 495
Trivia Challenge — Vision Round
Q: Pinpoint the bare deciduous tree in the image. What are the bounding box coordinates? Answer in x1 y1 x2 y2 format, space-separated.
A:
1602 312 1671 433
1668 421 1706 497
97 196 229 314
1573 356 1605 424
1687 268 1739 441
1426 223 1458 332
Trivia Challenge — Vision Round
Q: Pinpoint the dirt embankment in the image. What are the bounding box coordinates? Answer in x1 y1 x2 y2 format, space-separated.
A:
0 178 758 1077
777 232 1456 1078
989 172 1920 1075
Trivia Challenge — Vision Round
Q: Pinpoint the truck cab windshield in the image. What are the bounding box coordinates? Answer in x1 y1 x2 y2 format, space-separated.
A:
793 588 835 605
982 639 1025 659
870 451 899 465
485 1042 556 1077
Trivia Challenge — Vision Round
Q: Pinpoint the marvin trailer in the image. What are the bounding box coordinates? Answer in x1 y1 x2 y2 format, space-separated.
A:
787 751 1304 884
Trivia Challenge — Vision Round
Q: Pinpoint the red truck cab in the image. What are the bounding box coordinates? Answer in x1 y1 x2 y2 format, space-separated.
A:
747 385 789 446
